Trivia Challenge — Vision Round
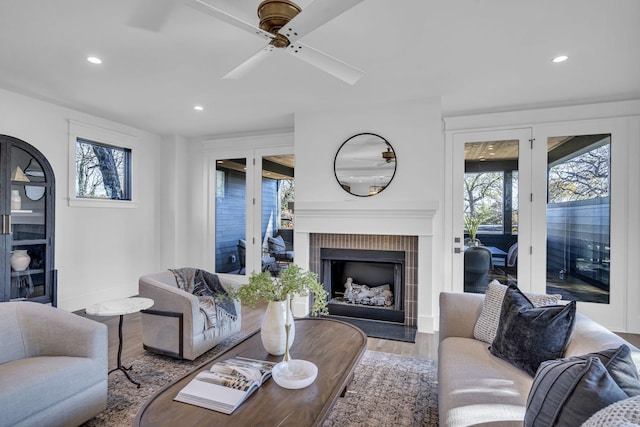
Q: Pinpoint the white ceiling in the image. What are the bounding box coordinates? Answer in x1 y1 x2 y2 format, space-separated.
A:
1 0 639 138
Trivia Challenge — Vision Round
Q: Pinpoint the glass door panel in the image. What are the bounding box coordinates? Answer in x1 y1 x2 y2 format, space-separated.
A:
545 134 611 303
10 146 49 300
452 129 532 294
214 158 247 275
463 139 520 293
261 154 294 277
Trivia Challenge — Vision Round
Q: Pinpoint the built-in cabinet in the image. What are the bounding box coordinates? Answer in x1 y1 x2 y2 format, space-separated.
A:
0 135 56 304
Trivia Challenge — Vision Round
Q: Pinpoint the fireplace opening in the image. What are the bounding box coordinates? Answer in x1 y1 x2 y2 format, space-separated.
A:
320 248 405 324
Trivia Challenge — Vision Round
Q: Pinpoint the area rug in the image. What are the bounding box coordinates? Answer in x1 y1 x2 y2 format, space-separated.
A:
82 333 439 427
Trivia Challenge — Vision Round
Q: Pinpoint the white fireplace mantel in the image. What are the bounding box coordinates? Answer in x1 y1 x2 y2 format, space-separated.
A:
295 200 439 236
293 200 439 333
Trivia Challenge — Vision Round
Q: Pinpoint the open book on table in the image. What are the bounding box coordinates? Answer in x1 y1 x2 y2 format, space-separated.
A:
174 356 278 414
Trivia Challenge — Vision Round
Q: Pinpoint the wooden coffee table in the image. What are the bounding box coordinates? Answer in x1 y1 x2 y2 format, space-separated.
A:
134 317 367 427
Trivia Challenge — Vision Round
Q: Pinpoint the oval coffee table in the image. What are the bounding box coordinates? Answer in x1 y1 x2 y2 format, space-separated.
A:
134 317 367 426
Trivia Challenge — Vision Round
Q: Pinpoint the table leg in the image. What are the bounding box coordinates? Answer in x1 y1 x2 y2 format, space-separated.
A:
108 314 141 388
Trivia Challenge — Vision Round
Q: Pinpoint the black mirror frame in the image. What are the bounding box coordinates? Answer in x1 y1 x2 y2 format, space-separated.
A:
333 132 397 197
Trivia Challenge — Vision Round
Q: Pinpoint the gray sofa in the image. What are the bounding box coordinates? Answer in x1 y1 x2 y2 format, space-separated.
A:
0 301 108 427
139 270 242 361
438 291 640 427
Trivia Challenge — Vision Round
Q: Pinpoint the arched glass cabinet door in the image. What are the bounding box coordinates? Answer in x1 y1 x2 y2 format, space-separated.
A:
0 135 56 304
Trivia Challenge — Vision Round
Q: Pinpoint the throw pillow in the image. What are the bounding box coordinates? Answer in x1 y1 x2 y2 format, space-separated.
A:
490 285 576 376
525 356 630 427
267 236 286 254
474 280 562 344
576 345 640 397
582 395 640 426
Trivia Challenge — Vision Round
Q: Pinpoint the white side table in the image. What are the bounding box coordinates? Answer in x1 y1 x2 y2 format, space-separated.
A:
86 297 154 388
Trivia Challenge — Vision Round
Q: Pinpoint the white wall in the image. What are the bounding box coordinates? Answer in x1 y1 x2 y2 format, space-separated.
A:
294 98 445 332
0 88 163 312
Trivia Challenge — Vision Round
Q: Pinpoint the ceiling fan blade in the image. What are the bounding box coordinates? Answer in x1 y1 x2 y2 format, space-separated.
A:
223 45 279 80
187 0 274 41
279 0 366 43
128 0 175 32
285 42 364 85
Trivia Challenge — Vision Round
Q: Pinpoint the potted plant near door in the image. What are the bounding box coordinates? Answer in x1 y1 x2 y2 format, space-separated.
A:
464 212 486 246
226 264 328 356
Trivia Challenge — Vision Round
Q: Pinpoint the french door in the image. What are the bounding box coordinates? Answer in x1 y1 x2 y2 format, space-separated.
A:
209 147 295 277
452 128 533 293
451 119 627 329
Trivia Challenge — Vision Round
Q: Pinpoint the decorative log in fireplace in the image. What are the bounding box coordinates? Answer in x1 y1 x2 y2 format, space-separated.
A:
320 248 405 324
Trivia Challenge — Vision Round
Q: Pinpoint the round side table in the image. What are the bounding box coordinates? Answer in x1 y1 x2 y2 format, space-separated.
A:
86 297 154 388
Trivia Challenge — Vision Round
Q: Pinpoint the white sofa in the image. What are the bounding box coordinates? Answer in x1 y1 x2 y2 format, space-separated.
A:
438 291 640 427
0 301 108 427
138 270 243 361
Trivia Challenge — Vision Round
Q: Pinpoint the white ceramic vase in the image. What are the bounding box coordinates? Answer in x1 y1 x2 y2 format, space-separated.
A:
261 299 295 356
11 250 30 271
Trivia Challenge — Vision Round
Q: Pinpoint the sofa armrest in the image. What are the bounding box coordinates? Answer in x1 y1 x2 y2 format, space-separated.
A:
17 303 107 362
439 291 484 342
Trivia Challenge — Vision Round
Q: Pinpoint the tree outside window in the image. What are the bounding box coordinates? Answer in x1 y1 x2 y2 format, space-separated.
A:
75 138 131 200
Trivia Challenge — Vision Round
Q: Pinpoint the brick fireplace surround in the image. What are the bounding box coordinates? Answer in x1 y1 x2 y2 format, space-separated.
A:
309 233 418 327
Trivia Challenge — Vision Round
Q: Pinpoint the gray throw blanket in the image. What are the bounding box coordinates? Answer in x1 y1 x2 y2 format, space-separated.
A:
170 268 237 338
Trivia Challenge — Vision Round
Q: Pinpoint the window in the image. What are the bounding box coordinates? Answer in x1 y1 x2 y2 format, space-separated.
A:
68 120 137 208
75 138 131 200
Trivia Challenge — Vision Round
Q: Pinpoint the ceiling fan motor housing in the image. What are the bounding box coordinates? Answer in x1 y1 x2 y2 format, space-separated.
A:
257 0 301 47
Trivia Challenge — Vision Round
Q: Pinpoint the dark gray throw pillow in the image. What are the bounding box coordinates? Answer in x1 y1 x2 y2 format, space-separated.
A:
490 285 576 376
578 345 640 397
524 356 630 427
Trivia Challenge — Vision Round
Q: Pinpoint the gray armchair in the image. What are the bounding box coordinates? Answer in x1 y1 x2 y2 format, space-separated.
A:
0 301 108 427
138 270 242 361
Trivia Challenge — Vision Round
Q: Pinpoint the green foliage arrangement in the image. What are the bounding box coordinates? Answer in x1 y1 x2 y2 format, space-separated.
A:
227 264 329 316
464 212 486 243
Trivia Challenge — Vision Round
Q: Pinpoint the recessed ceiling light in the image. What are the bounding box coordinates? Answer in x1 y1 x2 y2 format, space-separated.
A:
552 55 568 63
87 56 102 64
194 105 204 111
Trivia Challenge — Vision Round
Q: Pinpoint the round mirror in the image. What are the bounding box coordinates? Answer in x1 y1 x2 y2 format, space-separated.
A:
334 133 397 197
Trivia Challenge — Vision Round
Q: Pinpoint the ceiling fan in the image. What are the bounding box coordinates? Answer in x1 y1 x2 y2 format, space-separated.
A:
131 0 366 84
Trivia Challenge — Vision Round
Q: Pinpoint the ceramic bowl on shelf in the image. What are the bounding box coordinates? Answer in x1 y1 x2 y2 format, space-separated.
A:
271 359 318 389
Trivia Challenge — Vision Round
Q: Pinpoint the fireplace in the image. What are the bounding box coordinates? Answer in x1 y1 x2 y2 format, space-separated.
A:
321 248 405 324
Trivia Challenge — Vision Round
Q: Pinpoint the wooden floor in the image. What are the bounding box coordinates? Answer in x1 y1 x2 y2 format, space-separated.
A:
81 301 440 369
81 301 639 370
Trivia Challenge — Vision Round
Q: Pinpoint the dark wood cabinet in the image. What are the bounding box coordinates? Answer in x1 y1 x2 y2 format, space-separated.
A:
0 135 56 304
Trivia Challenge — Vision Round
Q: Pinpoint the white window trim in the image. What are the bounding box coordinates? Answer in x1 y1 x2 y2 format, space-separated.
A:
68 120 139 208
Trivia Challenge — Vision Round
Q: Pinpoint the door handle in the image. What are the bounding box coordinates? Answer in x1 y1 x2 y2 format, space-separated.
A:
2 214 14 234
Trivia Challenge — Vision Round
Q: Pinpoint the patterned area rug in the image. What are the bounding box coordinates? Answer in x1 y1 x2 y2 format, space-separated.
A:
82 333 439 427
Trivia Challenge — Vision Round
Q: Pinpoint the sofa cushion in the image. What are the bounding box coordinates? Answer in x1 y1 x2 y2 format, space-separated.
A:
439 336 533 426
474 280 562 344
582 395 640 426
268 235 286 254
490 285 576 376
524 356 629 427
